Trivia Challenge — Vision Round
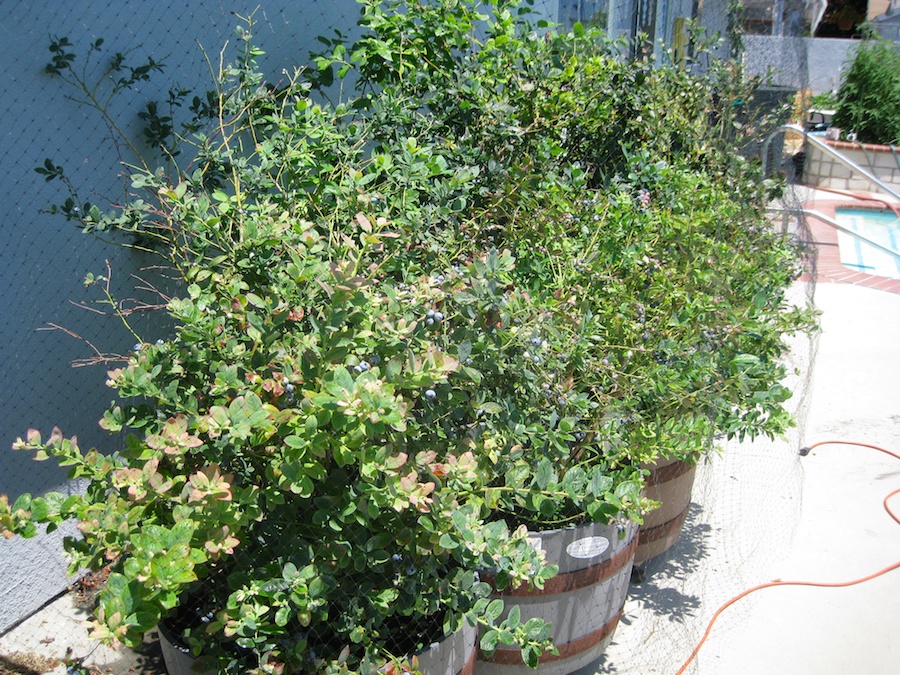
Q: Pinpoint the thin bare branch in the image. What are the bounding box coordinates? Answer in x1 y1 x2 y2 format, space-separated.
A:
37 323 128 368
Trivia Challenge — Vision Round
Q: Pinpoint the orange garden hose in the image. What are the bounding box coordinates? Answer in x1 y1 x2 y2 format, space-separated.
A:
675 440 900 675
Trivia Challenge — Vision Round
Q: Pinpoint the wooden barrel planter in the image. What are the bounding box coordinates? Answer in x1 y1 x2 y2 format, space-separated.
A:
159 618 476 675
158 620 214 675
475 520 638 675
415 620 478 675
634 456 697 566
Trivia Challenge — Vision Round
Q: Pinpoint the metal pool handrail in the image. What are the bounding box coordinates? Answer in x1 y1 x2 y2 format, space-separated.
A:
763 124 900 203
768 207 900 261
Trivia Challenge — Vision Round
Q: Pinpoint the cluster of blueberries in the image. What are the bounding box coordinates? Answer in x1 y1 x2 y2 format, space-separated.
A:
133 338 166 353
352 361 372 374
352 353 381 374
522 335 546 365
424 308 444 327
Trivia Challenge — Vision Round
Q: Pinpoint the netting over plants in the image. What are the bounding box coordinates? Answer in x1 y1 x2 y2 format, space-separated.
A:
0 1 821 674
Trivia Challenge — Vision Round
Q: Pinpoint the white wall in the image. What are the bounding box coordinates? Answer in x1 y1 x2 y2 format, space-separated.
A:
0 0 361 635
805 141 900 193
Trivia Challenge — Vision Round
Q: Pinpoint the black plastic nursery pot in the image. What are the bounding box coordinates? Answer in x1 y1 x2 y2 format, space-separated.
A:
475 520 638 674
634 456 698 566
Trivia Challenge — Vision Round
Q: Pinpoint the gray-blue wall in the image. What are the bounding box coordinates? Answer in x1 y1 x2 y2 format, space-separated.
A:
0 0 362 635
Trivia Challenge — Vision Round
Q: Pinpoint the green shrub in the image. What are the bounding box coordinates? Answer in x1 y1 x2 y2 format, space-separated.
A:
833 38 900 144
2 1 816 672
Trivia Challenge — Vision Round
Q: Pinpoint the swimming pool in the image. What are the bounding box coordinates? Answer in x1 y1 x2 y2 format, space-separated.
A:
834 208 900 280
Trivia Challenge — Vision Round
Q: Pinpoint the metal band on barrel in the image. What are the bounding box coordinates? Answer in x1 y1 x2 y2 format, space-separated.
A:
482 535 637 597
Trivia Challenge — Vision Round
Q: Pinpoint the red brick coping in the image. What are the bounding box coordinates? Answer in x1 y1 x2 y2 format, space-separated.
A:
823 139 900 155
801 195 900 294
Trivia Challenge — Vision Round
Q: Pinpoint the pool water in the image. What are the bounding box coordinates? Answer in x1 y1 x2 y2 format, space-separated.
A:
834 208 900 280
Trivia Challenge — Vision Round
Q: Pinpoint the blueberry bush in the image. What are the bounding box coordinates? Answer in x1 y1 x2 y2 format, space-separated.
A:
2 0 815 672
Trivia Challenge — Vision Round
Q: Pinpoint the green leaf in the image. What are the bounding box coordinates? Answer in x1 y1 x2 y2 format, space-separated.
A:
28 498 50 521
20 522 38 538
480 629 499 653
169 520 195 547
157 544 198 585
730 353 760 369
590 468 612 497
505 604 521 628
132 607 160 632
524 617 549 640
275 605 291 627
485 598 504 623
11 494 32 512
457 340 472 363
366 532 393 552
558 417 577 432
535 458 554 490
522 644 541 669
283 562 299 581
327 366 355 396
308 576 326 598
245 292 266 308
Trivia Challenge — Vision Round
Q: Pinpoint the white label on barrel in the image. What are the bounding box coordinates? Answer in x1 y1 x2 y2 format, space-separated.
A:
566 536 610 559
528 536 543 552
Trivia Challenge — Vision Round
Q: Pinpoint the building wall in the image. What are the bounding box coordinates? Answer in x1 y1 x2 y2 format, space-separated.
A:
743 34 859 93
0 0 362 635
868 0 891 20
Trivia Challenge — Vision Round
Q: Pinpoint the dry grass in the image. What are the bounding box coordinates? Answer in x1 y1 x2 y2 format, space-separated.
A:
784 135 804 155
